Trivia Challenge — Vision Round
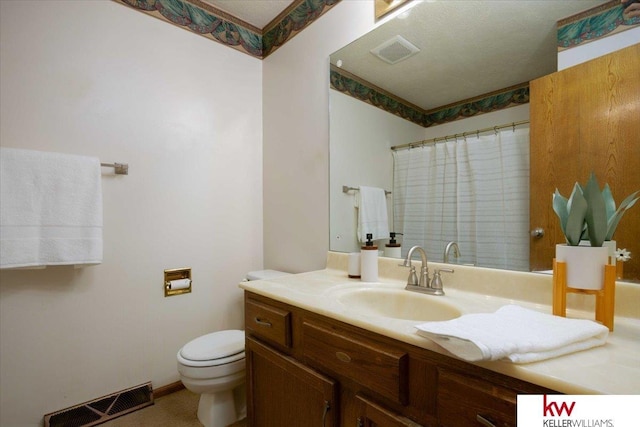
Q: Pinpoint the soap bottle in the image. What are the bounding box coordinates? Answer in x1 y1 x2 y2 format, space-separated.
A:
360 233 379 282
384 232 402 258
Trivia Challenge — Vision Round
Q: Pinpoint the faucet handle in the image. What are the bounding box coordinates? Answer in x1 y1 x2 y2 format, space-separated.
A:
407 266 419 286
431 268 454 294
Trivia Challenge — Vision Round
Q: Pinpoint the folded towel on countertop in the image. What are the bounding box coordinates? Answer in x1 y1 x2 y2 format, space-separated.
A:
415 305 609 363
356 185 389 242
0 147 103 269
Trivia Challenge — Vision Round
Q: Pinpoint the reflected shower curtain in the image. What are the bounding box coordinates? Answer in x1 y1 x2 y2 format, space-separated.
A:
393 127 530 271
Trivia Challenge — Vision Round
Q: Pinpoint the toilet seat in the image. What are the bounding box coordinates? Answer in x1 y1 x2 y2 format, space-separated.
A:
178 330 245 368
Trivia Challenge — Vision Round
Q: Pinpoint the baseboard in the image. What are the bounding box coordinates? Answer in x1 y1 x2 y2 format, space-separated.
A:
153 381 185 398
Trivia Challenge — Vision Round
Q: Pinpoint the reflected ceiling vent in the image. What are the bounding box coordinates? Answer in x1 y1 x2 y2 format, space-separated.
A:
370 35 420 65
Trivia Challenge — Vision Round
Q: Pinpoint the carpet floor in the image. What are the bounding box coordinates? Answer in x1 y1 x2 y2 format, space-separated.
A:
102 388 247 427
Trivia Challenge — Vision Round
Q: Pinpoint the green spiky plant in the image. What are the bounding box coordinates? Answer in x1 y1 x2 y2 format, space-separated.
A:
552 173 639 247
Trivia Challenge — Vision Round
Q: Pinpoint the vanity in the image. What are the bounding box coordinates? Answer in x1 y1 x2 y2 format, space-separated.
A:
239 252 640 426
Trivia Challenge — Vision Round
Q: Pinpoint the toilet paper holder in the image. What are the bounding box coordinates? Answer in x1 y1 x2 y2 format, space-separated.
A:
164 267 192 297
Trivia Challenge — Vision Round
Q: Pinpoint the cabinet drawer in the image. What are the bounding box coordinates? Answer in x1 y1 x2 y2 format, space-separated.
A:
302 321 408 405
437 369 516 427
245 299 292 348
356 394 424 427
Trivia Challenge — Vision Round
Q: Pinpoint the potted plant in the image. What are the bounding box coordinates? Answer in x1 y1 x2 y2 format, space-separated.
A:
552 173 639 288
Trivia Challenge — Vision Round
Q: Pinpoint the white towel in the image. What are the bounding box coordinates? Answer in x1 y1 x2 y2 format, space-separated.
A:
0 147 103 268
415 305 608 364
356 186 389 242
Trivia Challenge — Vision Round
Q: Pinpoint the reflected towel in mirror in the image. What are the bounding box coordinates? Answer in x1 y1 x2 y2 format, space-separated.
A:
356 186 389 243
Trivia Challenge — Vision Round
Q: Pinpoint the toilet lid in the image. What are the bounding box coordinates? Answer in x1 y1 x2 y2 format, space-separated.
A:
180 330 245 362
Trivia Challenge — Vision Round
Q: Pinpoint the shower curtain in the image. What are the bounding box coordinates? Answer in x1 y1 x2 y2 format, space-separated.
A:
393 127 530 271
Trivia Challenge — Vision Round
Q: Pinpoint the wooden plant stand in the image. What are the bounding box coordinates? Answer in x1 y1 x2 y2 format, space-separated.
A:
552 259 616 331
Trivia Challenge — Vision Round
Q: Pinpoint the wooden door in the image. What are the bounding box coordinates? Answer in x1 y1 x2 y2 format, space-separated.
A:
529 43 640 280
246 337 338 427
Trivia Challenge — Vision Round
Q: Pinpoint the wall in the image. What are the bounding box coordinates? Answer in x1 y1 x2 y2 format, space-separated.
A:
262 0 377 273
0 1 263 425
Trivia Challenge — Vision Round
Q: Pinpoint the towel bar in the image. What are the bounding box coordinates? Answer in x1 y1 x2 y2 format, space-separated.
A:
100 162 128 175
342 185 391 195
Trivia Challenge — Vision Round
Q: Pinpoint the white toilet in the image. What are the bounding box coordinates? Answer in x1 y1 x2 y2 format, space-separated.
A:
177 270 290 427
177 330 246 427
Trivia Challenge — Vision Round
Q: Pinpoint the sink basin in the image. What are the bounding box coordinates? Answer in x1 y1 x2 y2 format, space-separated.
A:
334 287 461 321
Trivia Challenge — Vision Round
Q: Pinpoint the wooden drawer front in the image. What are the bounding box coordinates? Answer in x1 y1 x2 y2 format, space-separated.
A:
437 370 516 427
356 395 424 427
245 299 292 348
302 321 408 405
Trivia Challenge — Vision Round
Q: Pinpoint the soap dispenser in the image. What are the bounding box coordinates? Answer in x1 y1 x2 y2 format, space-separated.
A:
384 232 402 258
360 233 379 282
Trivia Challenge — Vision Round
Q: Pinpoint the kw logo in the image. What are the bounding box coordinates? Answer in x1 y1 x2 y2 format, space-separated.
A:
543 395 576 417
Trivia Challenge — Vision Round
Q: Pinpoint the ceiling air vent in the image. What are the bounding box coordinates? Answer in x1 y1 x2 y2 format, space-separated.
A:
370 35 420 65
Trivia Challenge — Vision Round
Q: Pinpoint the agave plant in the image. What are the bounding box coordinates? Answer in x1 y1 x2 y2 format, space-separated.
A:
552 173 639 247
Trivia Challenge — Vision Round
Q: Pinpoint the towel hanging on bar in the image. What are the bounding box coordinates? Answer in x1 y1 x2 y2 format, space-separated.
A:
356 186 390 242
0 147 104 269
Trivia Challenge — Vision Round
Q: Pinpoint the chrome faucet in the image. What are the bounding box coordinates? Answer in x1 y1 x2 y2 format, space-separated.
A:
402 245 429 287
444 241 461 264
401 245 446 295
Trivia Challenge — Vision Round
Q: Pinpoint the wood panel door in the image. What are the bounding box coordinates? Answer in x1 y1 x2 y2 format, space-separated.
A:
529 43 640 280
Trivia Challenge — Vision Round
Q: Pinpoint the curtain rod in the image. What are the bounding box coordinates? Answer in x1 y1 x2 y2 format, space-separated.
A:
390 120 530 151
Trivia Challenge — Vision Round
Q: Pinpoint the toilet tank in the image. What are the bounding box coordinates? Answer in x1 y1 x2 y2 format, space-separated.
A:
246 269 290 281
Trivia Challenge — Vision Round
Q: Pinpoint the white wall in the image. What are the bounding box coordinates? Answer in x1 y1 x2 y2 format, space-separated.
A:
558 26 640 70
0 1 263 425
262 0 377 272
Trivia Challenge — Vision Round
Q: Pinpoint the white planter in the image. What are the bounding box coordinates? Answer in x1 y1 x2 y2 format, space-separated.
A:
603 240 617 266
556 244 609 290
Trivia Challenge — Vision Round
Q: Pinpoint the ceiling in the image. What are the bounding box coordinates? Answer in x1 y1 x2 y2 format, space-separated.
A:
200 0 295 29
330 1 606 112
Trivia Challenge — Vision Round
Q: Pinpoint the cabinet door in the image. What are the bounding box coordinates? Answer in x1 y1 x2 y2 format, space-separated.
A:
355 395 424 427
246 337 338 427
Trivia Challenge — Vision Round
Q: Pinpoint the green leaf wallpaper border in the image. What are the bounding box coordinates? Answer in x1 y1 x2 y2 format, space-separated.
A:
330 66 529 128
558 0 640 50
114 0 341 59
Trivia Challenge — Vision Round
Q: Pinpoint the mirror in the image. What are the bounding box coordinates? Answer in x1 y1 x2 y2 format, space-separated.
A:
375 0 412 20
329 0 639 282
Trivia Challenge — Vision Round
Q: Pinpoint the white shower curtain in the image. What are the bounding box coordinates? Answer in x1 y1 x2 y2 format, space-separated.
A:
393 127 530 271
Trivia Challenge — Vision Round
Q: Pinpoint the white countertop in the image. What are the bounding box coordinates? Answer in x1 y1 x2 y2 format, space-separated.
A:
239 252 640 395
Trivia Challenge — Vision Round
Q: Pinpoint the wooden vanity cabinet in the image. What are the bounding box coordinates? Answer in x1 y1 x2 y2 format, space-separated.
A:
244 292 557 427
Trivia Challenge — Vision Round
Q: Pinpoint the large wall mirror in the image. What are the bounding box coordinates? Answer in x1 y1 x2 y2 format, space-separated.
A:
329 0 640 282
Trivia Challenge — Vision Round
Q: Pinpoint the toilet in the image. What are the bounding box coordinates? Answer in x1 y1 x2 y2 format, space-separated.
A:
177 269 290 427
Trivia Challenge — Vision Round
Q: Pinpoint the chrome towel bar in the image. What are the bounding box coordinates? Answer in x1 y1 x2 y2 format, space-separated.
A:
100 162 129 175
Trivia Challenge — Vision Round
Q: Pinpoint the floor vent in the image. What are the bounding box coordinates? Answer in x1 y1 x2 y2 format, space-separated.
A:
44 382 153 427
